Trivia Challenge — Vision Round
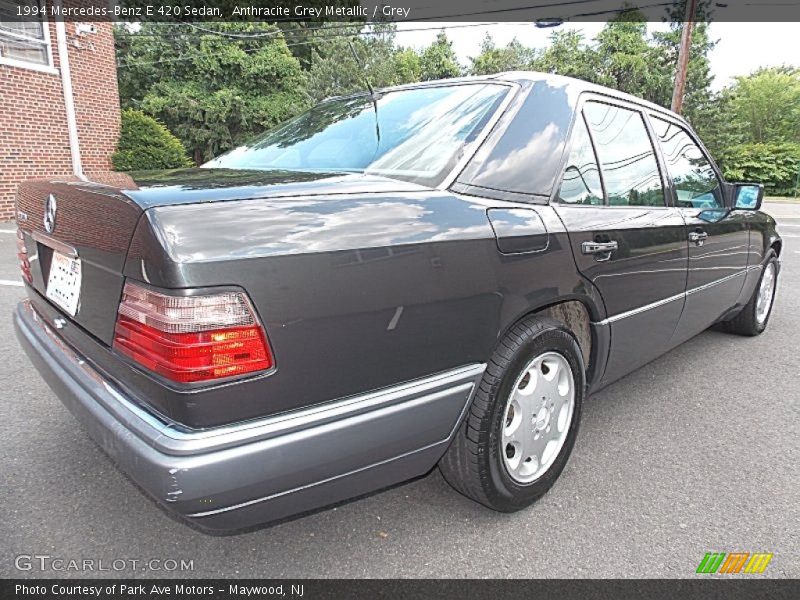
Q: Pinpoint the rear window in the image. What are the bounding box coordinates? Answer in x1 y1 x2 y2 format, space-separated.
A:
204 84 508 188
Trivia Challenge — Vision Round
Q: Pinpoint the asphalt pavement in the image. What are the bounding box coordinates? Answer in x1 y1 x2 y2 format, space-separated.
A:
1 203 797 579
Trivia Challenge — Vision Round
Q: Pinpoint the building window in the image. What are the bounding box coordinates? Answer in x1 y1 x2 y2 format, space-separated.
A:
0 2 53 70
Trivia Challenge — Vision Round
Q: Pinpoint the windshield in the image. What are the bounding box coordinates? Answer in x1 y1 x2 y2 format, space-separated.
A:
203 83 509 187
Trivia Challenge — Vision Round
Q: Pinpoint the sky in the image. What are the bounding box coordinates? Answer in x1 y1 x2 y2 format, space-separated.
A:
394 21 800 91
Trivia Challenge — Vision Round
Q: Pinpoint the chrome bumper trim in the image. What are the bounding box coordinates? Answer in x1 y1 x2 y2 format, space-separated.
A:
20 299 486 455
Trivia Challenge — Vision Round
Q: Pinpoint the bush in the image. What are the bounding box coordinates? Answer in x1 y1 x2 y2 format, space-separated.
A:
717 142 800 197
112 109 193 171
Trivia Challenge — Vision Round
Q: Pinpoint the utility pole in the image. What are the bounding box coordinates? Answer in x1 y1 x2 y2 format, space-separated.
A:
671 0 699 114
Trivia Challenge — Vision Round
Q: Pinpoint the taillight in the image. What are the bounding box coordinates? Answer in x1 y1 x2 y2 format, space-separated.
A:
16 229 32 284
113 281 273 384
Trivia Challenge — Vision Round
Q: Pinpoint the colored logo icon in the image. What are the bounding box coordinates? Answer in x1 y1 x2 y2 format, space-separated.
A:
696 552 773 574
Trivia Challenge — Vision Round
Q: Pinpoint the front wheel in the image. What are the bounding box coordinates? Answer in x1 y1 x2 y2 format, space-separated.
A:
724 251 779 336
439 316 584 512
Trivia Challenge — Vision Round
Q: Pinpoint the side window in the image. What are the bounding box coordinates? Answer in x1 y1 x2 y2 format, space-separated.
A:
556 115 604 205
651 116 723 209
584 102 666 207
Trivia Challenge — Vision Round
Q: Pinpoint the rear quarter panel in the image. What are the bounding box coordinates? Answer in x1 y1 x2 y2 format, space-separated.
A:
122 192 599 427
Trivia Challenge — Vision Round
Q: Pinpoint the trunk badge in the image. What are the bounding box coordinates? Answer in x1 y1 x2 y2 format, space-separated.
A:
44 194 57 234
53 317 66 330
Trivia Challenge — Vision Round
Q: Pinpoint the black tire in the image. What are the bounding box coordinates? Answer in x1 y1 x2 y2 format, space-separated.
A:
723 251 779 337
439 315 585 512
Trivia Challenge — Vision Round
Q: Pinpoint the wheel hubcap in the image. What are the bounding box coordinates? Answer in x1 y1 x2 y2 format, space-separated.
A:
755 262 776 325
501 352 575 484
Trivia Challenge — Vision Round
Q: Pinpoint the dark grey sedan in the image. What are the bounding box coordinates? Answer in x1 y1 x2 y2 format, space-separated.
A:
14 73 781 532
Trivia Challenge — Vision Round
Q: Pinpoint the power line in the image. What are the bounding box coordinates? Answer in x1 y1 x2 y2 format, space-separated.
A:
113 1 609 38
116 0 680 38
547 1 676 21
232 0 654 24
116 20 374 40
116 0 681 70
118 22 348 39
117 22 503 69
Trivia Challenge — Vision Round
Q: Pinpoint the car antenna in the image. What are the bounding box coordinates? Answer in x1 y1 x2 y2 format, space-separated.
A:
348 40 381 145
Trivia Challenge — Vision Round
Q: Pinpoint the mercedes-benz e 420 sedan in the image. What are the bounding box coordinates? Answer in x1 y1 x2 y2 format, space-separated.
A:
14 73 781 532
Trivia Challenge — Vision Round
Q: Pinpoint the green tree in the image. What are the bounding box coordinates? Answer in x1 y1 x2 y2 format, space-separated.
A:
717 142 800 196
116 23 308 163
306 23 419 103
593 10 662 100
650 22 716 124
469 33 538 75
393 47 422 83
530 30 600 83
698 67 800 192
113 109 193 171
695 67 800 161
725 67 800 144
419 31 461 81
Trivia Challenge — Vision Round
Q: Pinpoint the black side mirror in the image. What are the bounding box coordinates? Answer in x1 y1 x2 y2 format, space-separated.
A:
733 183 764 211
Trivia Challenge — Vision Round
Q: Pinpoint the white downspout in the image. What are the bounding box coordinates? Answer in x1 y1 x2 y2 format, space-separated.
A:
53 3 85 180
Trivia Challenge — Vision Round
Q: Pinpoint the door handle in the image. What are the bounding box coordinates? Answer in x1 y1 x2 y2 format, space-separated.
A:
582 241 618 254
581 240 618 261
688 231 709 246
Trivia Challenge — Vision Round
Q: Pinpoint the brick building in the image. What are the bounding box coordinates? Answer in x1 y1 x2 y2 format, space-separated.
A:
0 10 120 221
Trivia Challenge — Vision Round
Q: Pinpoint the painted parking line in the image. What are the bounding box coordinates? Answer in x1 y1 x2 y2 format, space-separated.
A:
0 229 17 234
0 279 23 287
779 233 800 238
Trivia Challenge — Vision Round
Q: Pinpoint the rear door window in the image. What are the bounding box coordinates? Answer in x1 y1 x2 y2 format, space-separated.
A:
650 116 723 209
584 102 666 207
556 115 604 206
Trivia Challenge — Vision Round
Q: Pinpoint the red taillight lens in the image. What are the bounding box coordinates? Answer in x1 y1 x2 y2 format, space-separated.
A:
113 282 273 383
16 229 32 284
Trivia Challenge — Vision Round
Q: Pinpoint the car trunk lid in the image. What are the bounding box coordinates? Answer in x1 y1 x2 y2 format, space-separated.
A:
16 169 426 347
16 176 143 345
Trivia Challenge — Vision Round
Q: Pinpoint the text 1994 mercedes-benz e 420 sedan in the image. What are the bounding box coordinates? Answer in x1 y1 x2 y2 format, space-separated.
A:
14 72 781 532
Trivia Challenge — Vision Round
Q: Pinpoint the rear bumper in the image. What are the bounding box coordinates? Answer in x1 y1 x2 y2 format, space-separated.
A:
13 300 483 532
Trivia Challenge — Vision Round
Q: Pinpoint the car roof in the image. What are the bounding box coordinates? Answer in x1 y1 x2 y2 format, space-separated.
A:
491 71 683 121
345 70 687 127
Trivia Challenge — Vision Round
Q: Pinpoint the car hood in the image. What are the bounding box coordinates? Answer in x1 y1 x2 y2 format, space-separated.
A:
108 168 430 209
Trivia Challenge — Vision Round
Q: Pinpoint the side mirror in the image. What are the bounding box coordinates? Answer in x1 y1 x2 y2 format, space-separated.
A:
733 183 764 210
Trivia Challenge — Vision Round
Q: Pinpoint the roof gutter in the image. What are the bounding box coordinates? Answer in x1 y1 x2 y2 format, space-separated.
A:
53 6 86 181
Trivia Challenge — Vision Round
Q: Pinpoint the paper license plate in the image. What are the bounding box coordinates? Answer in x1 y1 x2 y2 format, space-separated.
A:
46 251 82 316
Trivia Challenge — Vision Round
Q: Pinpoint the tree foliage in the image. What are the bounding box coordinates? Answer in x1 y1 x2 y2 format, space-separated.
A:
306 23 419 103
716 143 800 196
470 33 538 75
467 9 712 114
115 16 799 193
592 12 659 98
419 31 461 81
116 23 308 163
721 67 800 145
650 22 716 123
112 109 193 171
697 67 800 193
530 30 599 82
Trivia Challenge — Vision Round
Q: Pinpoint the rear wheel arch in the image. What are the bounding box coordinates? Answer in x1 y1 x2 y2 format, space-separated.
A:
499 299 596 377
771 239 782 258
